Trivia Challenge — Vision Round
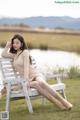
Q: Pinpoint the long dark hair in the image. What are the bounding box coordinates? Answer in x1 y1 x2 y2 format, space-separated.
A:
10 34 27 53
10 34 32 64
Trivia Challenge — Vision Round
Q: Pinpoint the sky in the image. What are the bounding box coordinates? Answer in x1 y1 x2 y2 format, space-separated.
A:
0 0 80 18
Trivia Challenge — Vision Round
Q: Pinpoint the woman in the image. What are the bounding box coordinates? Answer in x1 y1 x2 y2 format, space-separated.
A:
1 34 72 110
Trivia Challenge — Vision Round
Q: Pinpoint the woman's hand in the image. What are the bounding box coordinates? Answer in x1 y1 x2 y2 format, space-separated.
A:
5 40 12 48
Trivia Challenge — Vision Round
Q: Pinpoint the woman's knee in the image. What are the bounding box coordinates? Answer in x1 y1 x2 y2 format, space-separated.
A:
29 81 39 88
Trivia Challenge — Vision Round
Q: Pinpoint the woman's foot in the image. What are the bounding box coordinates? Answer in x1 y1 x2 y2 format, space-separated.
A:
67 104 73 110
64 104 73 111
0 87 6 97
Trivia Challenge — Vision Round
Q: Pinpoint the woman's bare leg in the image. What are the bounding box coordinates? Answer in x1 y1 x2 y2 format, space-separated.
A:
35 77 72 109
29 81 66 110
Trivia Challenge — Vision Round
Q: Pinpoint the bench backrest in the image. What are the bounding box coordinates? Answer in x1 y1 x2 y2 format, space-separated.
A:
0 58 21 84
0 58 66 85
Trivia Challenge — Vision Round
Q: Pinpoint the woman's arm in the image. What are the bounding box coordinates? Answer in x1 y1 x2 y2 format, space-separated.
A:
1 41 15 59
23 50 30 80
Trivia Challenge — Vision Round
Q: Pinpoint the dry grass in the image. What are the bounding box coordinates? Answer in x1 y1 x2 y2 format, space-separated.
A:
0 31 80 52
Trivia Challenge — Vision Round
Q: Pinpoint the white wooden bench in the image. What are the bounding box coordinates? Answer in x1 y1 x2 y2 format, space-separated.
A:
0 58 66 114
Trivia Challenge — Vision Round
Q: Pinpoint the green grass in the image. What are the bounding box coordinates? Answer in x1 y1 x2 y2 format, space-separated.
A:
0 31 80 53
0 79 80 120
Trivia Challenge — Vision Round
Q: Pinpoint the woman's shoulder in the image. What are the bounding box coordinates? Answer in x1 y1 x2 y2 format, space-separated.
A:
22 49 29 56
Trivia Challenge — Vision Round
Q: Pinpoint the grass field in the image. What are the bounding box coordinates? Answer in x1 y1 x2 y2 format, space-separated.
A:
0 79 80 120
0 31 80 53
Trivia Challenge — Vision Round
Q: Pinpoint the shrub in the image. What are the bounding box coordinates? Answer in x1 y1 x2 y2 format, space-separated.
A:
68 66 80 79
39 44 48 50
0 42 6 48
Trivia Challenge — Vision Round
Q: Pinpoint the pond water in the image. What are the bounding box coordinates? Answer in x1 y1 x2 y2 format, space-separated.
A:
0 48 80 91
30 49 80 70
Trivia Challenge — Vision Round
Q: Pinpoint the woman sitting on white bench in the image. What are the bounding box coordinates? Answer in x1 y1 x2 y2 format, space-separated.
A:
1 34 73 110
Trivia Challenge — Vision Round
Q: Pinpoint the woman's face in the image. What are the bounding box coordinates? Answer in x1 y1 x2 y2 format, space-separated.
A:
12 38 22 51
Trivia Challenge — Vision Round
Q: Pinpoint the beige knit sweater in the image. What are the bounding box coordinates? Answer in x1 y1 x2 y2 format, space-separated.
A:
1 48 42 81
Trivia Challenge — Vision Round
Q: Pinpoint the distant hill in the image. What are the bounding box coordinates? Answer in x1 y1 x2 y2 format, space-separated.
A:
0 16 80 29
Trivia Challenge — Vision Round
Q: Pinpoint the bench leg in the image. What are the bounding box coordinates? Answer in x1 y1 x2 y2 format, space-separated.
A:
6 83 11 112
22 82 33 113
60 90 67 99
